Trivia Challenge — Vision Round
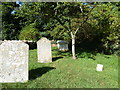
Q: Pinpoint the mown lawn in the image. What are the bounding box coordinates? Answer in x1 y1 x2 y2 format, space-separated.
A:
2 47 118 88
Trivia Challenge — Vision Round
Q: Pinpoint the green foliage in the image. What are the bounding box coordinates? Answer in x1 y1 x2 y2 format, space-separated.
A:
91 3 120 54
74 2 120 55
49 24 71 41
19 23 40 41
2 2 119 55
15 2 51 39
2 2 22 40
44 2 94 44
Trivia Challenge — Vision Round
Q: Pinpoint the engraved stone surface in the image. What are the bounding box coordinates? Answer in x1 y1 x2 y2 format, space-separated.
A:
37 37 52 63
57 40 68 51
0 41 29 82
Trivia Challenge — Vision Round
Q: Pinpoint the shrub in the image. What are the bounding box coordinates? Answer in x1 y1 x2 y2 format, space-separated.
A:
19 23 40 41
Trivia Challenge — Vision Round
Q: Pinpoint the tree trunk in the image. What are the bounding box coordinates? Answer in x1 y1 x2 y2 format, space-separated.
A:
71 32 76 59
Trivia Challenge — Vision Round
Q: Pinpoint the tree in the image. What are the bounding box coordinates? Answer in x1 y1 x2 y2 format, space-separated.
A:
42 2 96 59
2 2 22 40
90 2 120 54
19 23 40 41
2 2 119 56
15 2 52 39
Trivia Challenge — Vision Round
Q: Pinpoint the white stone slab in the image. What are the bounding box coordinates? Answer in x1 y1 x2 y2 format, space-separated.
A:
96 64 103 71
0 40 29 82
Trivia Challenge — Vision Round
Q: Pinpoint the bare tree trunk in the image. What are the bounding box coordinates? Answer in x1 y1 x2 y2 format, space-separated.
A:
71 32 76 59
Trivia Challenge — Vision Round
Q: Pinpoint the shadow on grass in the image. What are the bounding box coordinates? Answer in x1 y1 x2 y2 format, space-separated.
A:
52 45 97 60
52 56 63 61
56 51 72 57
76 48 97 60
29 67 55 80
104 56 110 59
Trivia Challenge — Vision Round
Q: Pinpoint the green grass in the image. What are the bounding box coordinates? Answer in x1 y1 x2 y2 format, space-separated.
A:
2 47 118 88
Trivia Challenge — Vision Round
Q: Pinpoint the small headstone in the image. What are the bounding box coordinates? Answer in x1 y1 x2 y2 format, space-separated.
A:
57 40 68 51
96 64 103 71
37 37 52 63
0 41 29 82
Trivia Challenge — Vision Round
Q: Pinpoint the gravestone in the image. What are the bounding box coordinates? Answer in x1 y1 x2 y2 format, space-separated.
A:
0 41 29 82
37 37 52 63
57 40 68 51
96 64 103 71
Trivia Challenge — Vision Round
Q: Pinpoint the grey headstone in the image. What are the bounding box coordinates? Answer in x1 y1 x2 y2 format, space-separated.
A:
57 40 69 51
0 40 29 83
37 37 52 63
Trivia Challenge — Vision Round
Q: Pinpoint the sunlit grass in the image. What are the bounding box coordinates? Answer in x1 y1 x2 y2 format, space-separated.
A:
2 47 118 88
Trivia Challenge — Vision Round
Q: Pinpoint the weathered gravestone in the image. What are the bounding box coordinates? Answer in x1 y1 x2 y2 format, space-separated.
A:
0 41 29 82
57 40 69 51
37 37 52 63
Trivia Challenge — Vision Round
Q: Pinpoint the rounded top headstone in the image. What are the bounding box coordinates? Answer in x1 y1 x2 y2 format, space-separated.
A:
37 37 50 43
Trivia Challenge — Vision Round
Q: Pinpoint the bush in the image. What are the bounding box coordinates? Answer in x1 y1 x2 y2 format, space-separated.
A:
19 23 40 41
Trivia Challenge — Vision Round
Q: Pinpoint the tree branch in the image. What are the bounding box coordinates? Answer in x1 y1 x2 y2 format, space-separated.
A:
82 5 97 25
54 16 72 33
74 28 79 35
80 6 83 13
